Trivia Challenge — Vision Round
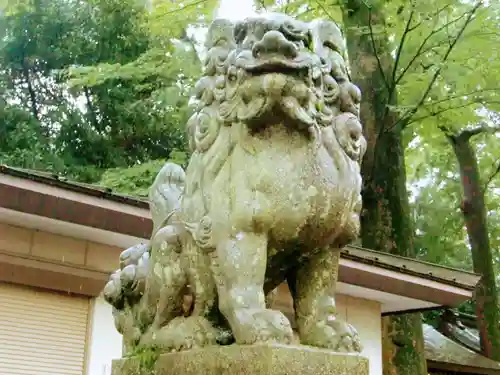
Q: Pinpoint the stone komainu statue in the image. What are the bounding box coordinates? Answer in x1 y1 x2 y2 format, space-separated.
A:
103 13 367 355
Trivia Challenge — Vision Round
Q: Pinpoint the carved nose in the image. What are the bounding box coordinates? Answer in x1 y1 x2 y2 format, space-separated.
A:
252 30 298 59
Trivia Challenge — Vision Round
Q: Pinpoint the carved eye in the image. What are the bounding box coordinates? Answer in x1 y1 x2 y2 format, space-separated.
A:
324 75 339 92
227 66 238 82
323 41 338 53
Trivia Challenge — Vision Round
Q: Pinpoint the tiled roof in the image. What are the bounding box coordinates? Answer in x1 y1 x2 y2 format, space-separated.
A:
0 164 149 209
424 324 500 373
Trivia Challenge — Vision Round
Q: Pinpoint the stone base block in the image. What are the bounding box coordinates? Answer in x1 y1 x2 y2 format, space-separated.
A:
112 344 369 375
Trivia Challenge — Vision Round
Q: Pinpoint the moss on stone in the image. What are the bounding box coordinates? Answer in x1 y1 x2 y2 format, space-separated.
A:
124 345 160 374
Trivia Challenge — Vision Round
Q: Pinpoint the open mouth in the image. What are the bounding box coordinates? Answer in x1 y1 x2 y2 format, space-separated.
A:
243 55 310 72
234 49 312 75
239 55 312 85
246 63 310 82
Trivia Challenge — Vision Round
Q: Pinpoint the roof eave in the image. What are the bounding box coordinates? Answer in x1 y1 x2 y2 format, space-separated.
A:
344 245 480 291
0 165 149 209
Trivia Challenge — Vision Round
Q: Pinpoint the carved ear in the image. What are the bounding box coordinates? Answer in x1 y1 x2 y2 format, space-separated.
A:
205 18 235 49
309 19 345 55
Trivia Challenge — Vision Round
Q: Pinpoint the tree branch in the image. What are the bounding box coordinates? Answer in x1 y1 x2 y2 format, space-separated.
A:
421 88 500 107
484 161 500 191
435 122 498 151
386 4 415 108
284 0 291 14
418 30 499 62
417 108 500 199
404 88 500 120
255 0 267 10
367 7 391 93
405 100 500 127
296 7 315 19
314 0 339 24
449 122 500 193
407 4 454 32
162 0 207 16
437 124 456 141
389 1 483 133
393 7 478 90
385 2 455 93
456 122 500 141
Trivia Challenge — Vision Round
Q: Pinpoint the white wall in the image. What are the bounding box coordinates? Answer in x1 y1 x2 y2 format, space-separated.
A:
337 294 382 375
86 297 123 375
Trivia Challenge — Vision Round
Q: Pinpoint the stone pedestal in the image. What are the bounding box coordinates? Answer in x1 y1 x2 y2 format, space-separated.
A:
112 344 369 375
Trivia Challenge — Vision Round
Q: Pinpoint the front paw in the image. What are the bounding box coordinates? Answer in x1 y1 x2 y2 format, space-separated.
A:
142 316 219 352
301 319 363 353
103 244 150 309
112 308 142 346
230 308 294 345
253 309 294 344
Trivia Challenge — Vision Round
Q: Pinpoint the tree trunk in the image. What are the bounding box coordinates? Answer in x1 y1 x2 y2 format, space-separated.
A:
449 132 500 361
22 61 39 121
84 87 100 129
341 2 428 374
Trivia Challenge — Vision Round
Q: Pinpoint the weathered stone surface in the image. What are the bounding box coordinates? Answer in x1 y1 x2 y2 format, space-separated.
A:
112 345 369 375
102 11 367 359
